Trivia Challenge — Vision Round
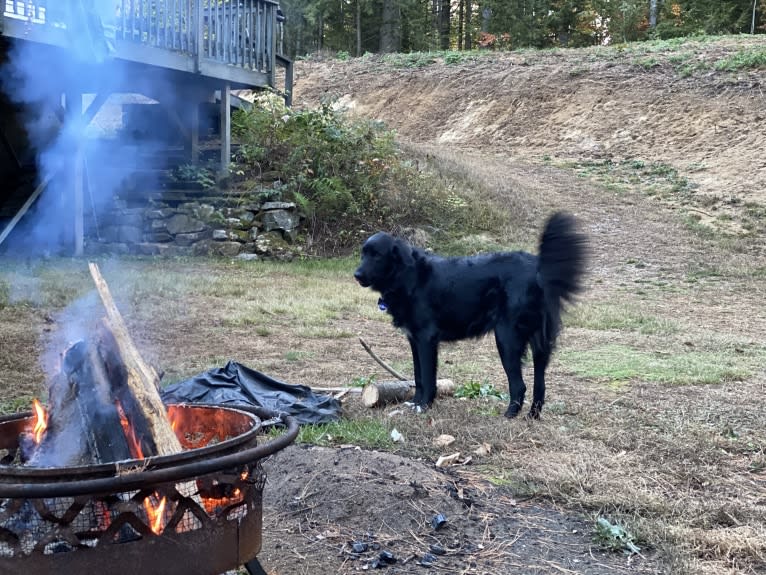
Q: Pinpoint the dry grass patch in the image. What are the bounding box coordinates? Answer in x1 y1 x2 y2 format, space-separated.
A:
0 222 764 575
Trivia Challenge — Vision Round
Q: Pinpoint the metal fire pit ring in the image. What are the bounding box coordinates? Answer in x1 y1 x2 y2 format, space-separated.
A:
0 404 298 497
0 404 299 575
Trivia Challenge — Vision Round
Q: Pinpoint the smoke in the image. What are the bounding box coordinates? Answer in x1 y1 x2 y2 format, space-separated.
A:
0 1 173 256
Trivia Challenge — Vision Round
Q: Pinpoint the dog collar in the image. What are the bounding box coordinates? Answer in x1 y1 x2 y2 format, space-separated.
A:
377 297 388 311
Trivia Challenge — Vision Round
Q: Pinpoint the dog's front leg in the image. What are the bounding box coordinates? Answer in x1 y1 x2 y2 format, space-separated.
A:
412 337 438 412
406 336 423 407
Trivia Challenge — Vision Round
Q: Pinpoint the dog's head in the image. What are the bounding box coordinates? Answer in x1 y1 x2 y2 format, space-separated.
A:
354 232 415 292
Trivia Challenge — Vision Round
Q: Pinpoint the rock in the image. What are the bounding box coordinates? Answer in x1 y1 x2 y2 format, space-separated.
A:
191 203 216 221
145 208 177 220
114 210 146 228
134 243 170 256
189 240 206 255
212 229 229 241
262 201 296 211
212 241 242 257
166 214 206 235
262 209 298 232
230 229 249 243
235 253 259 261
144 232 173 243
254 231 296 260
102 223 142 243
175 230 210 246
149 219 168 231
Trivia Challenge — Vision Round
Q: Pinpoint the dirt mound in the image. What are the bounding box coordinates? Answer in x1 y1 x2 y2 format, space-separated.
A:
259 444 656 574
292 36 766 226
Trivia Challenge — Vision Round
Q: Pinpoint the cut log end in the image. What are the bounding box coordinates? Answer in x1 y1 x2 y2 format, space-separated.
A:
362 379 455 408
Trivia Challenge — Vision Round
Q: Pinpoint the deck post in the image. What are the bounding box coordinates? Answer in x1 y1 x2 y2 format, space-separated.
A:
190 102 200 164
220 81 231 176
65 90 84 257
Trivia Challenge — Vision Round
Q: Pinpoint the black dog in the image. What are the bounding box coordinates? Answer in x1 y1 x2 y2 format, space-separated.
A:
354 212 587 418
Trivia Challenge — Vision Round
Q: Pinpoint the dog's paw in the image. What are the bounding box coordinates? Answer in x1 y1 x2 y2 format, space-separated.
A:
526 402 543 420
412 403 430 414
503 402 523 419
403 400 415 407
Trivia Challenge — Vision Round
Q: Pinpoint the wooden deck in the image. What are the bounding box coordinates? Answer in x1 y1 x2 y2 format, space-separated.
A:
1 0 292 97
1 1 295 256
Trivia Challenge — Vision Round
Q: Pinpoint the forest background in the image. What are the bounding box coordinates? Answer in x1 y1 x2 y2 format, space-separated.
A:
277 0 765 58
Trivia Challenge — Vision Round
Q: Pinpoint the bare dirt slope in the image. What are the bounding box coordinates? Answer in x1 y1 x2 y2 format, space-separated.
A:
292 36 766 235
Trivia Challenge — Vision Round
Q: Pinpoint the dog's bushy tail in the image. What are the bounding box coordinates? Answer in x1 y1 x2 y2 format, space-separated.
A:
537 211 588 346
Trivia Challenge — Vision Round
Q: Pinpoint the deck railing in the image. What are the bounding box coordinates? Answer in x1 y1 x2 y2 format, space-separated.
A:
3 0 281 81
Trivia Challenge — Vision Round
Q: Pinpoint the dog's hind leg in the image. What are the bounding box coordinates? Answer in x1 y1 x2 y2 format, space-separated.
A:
495 324 528 418
528 344 551 419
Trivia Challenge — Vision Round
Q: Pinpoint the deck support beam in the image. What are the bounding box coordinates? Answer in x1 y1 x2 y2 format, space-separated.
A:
67 91 109 256
65 90 84 257
190 103 200 164
219 81 231 177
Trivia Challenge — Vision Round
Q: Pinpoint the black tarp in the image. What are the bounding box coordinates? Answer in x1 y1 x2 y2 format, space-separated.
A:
160 361 342 425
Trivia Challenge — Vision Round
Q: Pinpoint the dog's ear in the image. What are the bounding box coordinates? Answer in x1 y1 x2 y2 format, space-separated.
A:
392 241 415 267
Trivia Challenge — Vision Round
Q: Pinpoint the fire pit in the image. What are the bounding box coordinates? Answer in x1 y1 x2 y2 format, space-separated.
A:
0 403 298 575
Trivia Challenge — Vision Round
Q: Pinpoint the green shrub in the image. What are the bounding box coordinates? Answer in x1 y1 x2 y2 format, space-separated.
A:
231 94 503 254
232 94 397 248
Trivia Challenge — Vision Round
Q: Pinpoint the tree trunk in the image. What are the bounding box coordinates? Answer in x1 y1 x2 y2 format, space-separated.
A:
649 0 659 29
439 0 451 50
480 4 491 33
380 0 401 53
458 0 464 50
318 12 324 51
464 0 472 49
356 0 362 56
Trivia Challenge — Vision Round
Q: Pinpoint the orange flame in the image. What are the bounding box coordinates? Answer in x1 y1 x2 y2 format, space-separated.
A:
32 399 48 444
144 495 167 535
115 401 145 459
115 401 169 534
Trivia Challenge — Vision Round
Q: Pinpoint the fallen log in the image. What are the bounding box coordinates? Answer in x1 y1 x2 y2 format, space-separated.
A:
362 379 456 408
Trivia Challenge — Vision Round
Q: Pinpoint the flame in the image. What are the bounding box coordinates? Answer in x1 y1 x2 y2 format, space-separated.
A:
32 399 48 444
115 401 171 534
115 401 145 459
143 495 167 535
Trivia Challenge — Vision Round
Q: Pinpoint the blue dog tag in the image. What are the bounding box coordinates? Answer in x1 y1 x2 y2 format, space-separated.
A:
377 298 388 311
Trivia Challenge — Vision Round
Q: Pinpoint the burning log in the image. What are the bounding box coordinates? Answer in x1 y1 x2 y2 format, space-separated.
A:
26 264 184 467
88 262 183 458
62 339 133 463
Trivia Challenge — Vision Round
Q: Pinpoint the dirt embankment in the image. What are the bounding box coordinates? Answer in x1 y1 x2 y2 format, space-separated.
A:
292 37 766 213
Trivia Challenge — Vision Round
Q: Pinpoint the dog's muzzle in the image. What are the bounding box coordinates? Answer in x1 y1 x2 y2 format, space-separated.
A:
353 270 370 287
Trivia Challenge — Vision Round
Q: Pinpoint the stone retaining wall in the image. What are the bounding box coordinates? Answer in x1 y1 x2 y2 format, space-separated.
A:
86 194 302 260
